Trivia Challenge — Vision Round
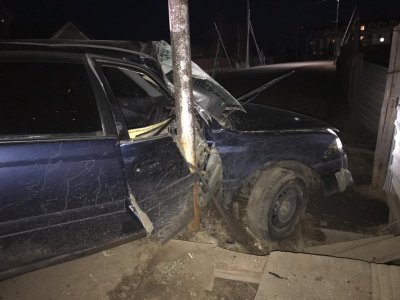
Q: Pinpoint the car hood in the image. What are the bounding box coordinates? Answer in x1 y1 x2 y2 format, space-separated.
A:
228 103 334 132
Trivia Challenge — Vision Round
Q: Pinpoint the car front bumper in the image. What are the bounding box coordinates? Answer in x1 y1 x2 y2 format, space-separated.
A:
335 167 353 192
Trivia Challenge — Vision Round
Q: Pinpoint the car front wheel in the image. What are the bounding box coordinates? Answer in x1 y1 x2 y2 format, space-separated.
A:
246 167 306 241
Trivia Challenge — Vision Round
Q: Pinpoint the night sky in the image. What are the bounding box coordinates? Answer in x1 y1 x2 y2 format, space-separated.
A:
1 0 400 55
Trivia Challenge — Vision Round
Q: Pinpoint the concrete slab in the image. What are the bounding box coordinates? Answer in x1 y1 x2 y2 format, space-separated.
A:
305 235 400 263
255 251 372 300
318 228 372 244
371 263 400 300
142 239 268 291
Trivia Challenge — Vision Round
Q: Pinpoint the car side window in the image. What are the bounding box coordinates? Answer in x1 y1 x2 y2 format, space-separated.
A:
0 61 102 138
102 66 172 138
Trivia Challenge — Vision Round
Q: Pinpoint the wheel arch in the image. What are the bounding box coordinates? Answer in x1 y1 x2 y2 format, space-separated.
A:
240 160 323 201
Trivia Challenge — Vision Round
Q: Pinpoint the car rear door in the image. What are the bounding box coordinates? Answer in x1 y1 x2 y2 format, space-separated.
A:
94 59 196 242
0 53 144 278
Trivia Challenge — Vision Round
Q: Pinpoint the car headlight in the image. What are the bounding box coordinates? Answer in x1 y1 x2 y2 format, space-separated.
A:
324 137 344 159
334 137 343 150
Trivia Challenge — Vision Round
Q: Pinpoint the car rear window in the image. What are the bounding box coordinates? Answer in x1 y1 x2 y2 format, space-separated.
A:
0 61 102 137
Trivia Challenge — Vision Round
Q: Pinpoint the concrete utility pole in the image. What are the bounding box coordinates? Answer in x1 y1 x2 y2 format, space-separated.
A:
246 0 250 68
168 0 200 230
249 21 263 65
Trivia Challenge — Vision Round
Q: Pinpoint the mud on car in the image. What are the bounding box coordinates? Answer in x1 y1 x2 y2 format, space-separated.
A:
0 40 352 279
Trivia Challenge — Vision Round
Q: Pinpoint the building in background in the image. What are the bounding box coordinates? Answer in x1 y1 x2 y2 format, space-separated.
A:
359 19 398 46
308 18 399 66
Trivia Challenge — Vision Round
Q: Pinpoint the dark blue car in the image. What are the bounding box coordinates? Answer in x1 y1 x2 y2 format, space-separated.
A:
0 40 352 279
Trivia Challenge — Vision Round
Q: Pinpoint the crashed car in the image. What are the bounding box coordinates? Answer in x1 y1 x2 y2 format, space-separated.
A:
0 40 352 279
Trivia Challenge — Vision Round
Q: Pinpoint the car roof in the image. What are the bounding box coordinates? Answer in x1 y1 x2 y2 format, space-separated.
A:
0 39 164 77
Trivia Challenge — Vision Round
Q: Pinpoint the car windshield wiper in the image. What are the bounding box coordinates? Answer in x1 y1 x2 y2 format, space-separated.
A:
237 71 295 106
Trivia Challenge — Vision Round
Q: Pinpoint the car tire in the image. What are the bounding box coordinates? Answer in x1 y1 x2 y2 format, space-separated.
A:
246 167 307 241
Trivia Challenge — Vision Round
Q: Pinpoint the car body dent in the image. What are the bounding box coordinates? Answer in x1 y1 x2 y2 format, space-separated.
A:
119 135 196 243
207 105 350 204
335 168 353 192
227 103 336 132
87 51 197 241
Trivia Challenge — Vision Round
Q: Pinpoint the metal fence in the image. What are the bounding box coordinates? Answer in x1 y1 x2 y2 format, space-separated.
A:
384 105 400 231
350 62 388 133
377 25 400 232
386 106 400 196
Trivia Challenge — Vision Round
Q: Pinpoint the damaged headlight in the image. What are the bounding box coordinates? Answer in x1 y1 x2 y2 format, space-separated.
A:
323 129 344 159
323 137 344 159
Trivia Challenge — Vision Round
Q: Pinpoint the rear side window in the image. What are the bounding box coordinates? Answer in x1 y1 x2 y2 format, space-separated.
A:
0 61 102 137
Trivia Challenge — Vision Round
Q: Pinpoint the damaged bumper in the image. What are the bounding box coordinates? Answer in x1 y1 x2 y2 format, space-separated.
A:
335 168 353 192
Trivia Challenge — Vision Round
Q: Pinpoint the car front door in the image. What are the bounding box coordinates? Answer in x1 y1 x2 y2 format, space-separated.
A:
95 61 196 242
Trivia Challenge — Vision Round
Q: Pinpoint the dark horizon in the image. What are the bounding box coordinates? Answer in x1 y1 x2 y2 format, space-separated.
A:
1 0 400 58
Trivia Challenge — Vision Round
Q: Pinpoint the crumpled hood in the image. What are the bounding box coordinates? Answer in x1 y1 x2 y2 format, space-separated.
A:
150 41 245 117
228 103 333 131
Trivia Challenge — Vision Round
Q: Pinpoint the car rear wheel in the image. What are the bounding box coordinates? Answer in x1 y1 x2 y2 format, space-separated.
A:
246 167 306 241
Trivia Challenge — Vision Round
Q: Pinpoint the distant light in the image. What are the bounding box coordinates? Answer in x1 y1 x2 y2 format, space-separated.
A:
360 25 365 31
360 35 364 41
380 37 385 43
294 117 300 121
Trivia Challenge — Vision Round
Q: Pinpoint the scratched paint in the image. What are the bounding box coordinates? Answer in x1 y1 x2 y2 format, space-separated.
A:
0 139 126 223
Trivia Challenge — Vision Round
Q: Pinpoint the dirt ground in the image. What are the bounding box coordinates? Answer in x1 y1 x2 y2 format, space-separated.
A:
0 61 391 300
108 238 260 300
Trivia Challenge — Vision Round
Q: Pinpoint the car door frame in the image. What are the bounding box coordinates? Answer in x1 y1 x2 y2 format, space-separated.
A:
88 55 197 242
